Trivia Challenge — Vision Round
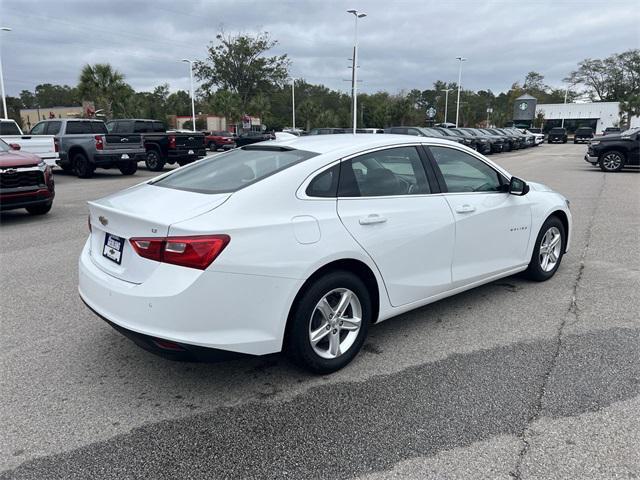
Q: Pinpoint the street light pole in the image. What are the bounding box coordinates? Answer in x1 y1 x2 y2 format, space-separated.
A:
291 79 296 131
181 59 196 132
440 88 453 124
561 83 570 128
455 56 466 127
0 27 12 120
347 9 366 134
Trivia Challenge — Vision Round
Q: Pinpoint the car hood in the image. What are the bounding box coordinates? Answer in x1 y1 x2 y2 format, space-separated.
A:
527 181 554 192
0 150 41 168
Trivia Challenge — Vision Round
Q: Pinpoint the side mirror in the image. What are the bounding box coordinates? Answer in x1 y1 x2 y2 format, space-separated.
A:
509 176 529 196
9 143 21 151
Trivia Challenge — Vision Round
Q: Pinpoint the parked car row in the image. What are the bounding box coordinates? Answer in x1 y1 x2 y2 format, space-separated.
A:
382 126 539 154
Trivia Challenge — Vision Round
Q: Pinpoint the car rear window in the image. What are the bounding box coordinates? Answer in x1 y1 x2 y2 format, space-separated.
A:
152 146 318 194
66 121 107 134
550 128 566 133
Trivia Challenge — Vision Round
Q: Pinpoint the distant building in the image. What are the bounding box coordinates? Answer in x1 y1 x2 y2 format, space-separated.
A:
20 106 84 130
535 101 639 133
173 114 261 132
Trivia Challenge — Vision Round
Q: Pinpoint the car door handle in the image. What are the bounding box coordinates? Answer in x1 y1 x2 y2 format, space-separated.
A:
455 204 476 214
359 214 387 225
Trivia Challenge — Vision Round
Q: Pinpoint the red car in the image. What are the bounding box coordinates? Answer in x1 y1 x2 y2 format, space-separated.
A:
204 130 236 151
0 139 55 215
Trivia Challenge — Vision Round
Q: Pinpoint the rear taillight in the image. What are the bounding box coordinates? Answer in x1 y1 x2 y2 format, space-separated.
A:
168 135 176 149
130 235 230 270
94 135 104 150
54 139 60 152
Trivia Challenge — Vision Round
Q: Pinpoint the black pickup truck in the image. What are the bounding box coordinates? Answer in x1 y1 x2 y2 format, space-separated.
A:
585 126 640 172
106 119 206 171
548 127 568 143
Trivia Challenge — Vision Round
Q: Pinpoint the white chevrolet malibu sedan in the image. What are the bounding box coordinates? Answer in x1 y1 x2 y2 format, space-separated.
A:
79 135 572 373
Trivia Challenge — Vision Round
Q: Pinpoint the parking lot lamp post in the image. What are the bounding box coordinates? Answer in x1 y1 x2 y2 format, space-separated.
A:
455 56 466 127
0 27 11 120
440 88 453 124
561 83 570 128
181 59 196 132
347 9 366 134
291 78 296 131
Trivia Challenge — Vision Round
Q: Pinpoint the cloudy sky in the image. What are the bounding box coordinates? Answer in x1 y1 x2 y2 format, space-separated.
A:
1 0 638 97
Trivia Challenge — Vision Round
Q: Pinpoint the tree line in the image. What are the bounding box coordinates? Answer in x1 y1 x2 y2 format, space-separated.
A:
5 32 639 131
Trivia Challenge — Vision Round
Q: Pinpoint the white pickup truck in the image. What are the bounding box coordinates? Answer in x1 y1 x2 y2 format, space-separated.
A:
0 119 58 166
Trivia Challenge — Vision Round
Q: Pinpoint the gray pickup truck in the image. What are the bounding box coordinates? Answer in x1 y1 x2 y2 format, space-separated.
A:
29 119 146 178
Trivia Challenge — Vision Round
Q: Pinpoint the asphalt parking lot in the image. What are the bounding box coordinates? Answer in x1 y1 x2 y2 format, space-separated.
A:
1 143 639 479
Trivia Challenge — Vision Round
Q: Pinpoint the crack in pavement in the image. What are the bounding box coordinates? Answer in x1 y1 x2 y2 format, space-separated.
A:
511 173 607 480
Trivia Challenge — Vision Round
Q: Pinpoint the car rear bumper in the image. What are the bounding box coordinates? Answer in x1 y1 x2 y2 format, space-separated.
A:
78 239 299 356
168 148 206 161
94 150 146 165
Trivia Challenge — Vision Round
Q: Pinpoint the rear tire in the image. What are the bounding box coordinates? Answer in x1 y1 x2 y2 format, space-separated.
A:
26 202 52 215
145 150 165 171
599 151 625 172
119 161 138 175
73 152 94 178
287 270 371 374
525 216 565 282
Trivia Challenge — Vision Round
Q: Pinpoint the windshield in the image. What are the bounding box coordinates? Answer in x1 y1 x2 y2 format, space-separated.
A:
152 146 317 194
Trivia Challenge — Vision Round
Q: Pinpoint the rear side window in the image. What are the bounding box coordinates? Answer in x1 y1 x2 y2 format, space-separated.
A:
90 122 108 134
65 121 89 134
153 147 318 194
0 122 21 135
338 147 430 197
46 121 61 135
306 164 340 197
152 122 165 132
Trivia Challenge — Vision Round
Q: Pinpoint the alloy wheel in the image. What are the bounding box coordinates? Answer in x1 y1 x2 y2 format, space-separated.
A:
539 226 562 272
308 288 362 359
602 152 622 171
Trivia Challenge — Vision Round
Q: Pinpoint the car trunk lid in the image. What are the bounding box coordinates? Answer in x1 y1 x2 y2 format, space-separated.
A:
87 183 230 283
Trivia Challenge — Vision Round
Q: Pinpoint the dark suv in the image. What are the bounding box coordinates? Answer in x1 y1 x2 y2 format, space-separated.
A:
574 127 594 144
585 126 640 172
548 127 568 144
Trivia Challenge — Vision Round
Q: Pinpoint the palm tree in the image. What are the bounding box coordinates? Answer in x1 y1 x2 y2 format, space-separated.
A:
78 64 128 118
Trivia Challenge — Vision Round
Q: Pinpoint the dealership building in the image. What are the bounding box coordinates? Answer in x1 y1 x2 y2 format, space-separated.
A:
512 93 639 133
535 101 639 133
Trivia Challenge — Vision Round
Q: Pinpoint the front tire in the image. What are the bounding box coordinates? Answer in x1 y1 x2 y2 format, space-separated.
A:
145 150 165 171
287 271 371 374
599 150 625 172
26 202 52 215
119 161 138 175
525 216 566 281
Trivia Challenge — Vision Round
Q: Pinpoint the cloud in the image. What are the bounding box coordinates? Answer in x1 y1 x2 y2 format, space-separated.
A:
1 0 638 97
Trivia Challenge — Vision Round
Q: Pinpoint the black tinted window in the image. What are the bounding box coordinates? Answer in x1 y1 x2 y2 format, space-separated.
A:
0 122 21 135
338 147 430 197
46 121 61 135
430 146 503 193
306 164 340 197
90 122 108 134
65 121 91 134
154 147 317 194
152 122 166 132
